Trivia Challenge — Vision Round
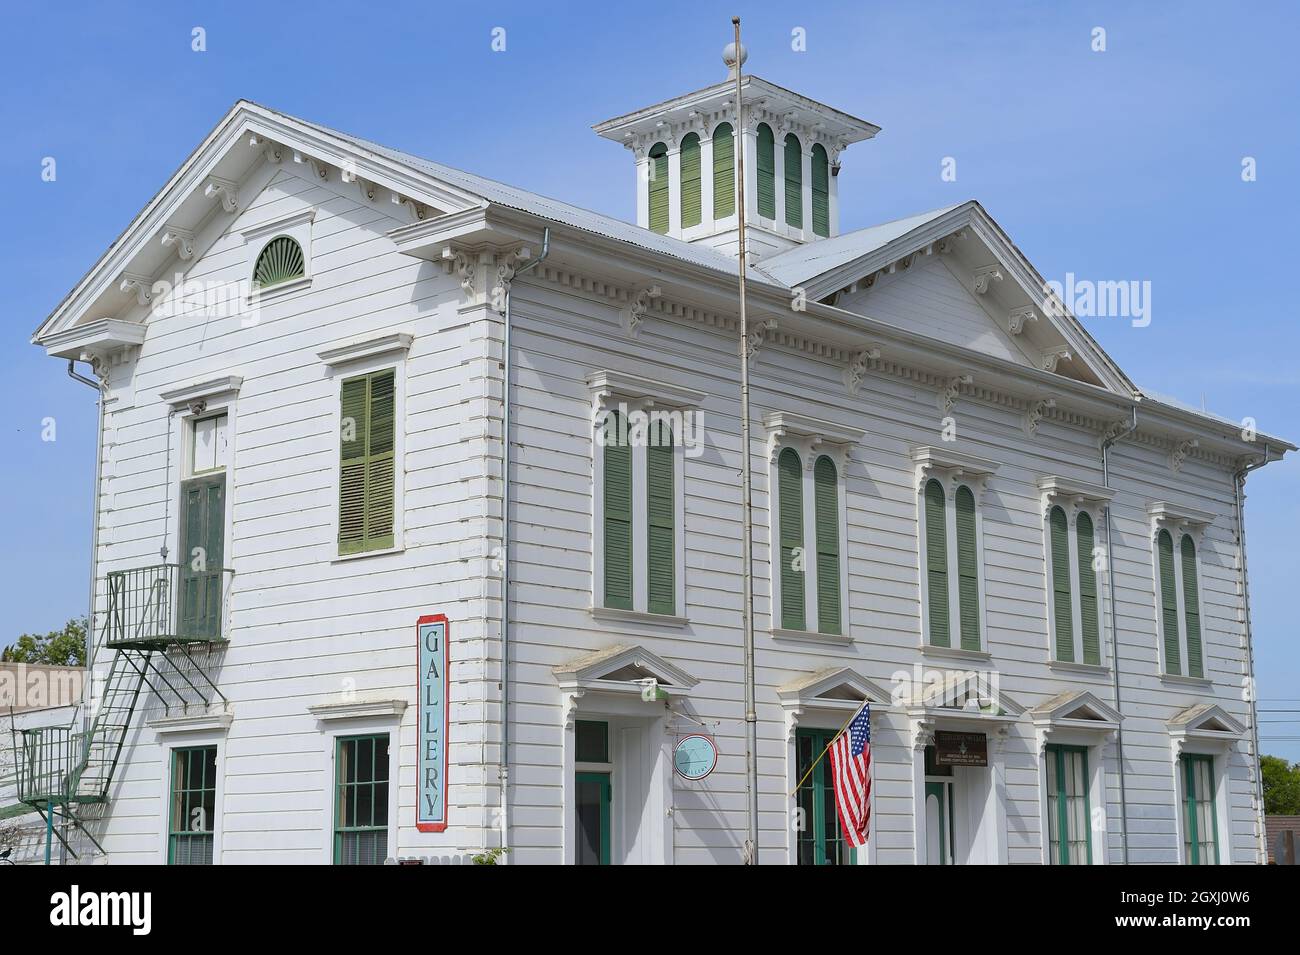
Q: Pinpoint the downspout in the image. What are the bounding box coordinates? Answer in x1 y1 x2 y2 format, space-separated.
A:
67 360 103 692
1102 402 1138 864
499 228 549 860
1234 444 1271 864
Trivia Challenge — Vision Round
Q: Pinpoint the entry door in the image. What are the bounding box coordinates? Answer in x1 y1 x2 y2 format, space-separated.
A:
179 473 225 639
925 781 954 865
575 771 611 865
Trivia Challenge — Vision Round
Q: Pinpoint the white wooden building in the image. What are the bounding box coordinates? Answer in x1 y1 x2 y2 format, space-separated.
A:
7 51 1292 865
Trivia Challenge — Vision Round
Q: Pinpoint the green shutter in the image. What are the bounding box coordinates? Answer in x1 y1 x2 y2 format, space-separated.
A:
339 370 396 555
784 133 803 228
778 447 805 630
956 485 980 650
647 422 675 615
1050 506 1074 661
1158 529 1180 674
811 144 829 238
712 123 735 219
1181 536 1203 678
604 413 633 609
756 124 775 219
814 456 840 635
925 479 950 647
1077 512 1100 665
680 133 701 229
648 143 669 234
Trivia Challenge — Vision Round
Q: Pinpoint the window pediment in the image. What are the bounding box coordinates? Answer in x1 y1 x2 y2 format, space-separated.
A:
764 411 864 470
1148 501 1215 540
586 369 707 412
552 644 699 694
1168 703 1246 755
1030 690 1121 746
1038 476 1113 520
911 445 1000 496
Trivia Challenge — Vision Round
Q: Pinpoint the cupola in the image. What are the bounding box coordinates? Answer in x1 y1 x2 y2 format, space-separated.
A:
593 45 880 262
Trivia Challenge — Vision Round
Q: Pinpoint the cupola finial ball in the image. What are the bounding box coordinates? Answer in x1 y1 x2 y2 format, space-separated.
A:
723 41 748 77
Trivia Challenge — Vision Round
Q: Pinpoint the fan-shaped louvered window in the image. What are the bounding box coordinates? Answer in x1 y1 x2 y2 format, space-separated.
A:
680 133 702 230
811 144 830 237
778 447 805 630
253 235 305 289
756 124 776 220
814 456 840 635
647 143 669 235
712 122 735 219
784 133 803 228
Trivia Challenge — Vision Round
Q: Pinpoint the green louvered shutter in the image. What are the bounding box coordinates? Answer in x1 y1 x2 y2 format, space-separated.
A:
1050 506 1074 661
811 144 829 238
680 133 702 229
648 143 669 235
712 123 735 219
604 413 633 609
778 448 805 630
338 370 395 555
1158 529 1181 674
814 456 840 635
784 134 803 229
1182 536 1203 678
1077 512 1101 665
956 485 980 650
756 124 775 219
925 479 950 647
647 422 675 615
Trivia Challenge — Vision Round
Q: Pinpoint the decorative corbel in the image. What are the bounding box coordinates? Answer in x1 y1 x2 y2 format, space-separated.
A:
784 707 803 743
1170 438 1200 473
203 177 240 213
354 177 379 202
623 285 662 338
937 373 972 416
844 345 881 396
1099 417 1131 449
936 230 966 255
491 247 532 314
1024 397 1056 437
562 689 586 730
1007 306 1038 335
1042 347 1072 373
745 319 778 361
391 193 430 221
440 246 476 300
160 227 195 261
972 265 1003 295
910 716 936 751
249 134 282 164
119 272 154 307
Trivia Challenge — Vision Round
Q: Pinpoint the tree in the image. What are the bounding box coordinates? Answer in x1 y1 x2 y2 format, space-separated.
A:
1261 755 1300 815
1 617 87 667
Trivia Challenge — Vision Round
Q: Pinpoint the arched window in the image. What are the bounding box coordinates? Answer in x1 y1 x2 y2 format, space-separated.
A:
679 133 701 230
811 143 830 237
784 133 803 228
924 479 949 646
647 142 669 234
1076 512 1100 665
712 122 735 219
253 235 305 289
1049 506 1073 660
647 421 675 615
1181 536 1202 677
955 485 980 650
1157 529 1179 674
778 447 805 630
813 456 840 635
603 412 633 610
756 124 776 220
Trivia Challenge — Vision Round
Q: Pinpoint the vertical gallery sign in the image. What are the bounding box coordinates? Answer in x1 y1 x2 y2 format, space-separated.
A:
417 613 449 832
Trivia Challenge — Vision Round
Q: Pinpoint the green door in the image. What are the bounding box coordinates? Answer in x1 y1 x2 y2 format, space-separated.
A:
925 781 951 865
795 729 853 864
575 771 610 865
179 473 225 639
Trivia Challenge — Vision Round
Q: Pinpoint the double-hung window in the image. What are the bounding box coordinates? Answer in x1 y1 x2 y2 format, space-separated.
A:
1180 753 1219 864
334 733 390 865
589 372 703 620
1149 503 1213 678
1045 744 1091 864
168 746 217 865
1039 478 1113 666
912 448 999 651
766 413 862 638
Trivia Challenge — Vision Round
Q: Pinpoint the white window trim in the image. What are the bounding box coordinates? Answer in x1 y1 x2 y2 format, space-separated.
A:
1167 704 1244 865
587 371 704 618
1039 477 1114 667
1148 502 1214 680
149 715 232 865
312 702 406 865
764 412 862 638
911 447 999 651
320 333 413 561
241 207 315 303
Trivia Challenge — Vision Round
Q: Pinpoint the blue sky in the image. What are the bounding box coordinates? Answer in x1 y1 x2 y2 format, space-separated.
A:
1 2 1296 756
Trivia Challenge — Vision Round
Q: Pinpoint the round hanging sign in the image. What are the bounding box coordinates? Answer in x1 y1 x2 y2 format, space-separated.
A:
673 735 718 780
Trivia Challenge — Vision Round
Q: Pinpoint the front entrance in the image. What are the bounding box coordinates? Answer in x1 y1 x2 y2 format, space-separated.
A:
924 745 955 865
795 728 855 864
179 472 225 638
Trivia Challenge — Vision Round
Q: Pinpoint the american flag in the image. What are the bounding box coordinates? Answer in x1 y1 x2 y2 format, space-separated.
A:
827 703 872 848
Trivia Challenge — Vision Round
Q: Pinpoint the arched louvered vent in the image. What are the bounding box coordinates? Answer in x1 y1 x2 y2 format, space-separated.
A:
253 236 305 289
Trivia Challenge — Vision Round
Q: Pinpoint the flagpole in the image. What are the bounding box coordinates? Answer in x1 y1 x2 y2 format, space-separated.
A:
732 14 760 866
